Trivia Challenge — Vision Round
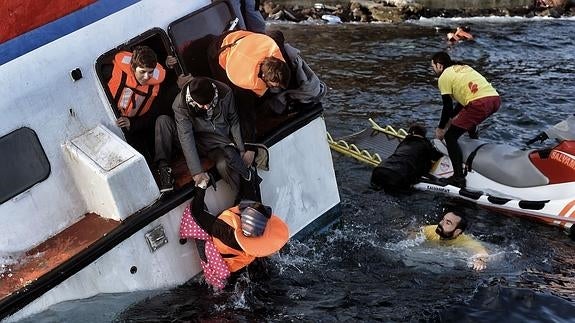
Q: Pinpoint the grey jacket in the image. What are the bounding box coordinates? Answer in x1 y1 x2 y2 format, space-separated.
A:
265 43 327 114
172 79 245 175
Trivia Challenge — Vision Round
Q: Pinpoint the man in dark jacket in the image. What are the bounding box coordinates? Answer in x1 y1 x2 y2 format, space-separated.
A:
371 124 442 194
172 77 257 198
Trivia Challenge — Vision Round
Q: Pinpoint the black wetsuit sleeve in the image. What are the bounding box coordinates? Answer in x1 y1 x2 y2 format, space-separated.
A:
438 94 453 129
452 102 464 117
191 188 243 250
191 188 217 234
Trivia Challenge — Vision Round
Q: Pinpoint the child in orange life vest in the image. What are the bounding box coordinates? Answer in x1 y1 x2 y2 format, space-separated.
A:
107 45 177 193
179 183 289 287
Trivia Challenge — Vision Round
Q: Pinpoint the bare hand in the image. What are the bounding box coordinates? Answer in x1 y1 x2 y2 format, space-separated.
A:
472 257 487 271
435 127 446 141
241 150 255 167
116 117 131 130
165 55 178 69
192 172 210 188
177 74 193 89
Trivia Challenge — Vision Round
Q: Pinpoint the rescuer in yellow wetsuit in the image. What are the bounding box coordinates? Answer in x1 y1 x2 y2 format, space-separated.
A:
421 208 489 271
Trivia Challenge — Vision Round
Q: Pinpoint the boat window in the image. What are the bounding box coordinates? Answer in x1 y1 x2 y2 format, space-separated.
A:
167 0 235 76
95 29 181 159
0 127 50 204
167 0 324 143
95 28 179 120
94 29 197 190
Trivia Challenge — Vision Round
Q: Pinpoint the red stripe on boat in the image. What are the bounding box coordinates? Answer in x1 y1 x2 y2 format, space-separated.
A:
0 0 96 43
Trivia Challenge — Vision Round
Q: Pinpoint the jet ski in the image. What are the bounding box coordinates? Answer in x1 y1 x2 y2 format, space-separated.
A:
328 117 575 235
418 116 575 233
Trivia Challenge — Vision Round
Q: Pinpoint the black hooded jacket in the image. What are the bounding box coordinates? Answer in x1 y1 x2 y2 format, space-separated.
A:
371 135 442 192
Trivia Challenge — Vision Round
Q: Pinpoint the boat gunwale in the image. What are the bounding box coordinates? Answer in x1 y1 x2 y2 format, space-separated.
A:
0 106 326 320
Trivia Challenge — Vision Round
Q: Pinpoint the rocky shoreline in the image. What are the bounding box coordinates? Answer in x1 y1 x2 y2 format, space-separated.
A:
262 0 575 23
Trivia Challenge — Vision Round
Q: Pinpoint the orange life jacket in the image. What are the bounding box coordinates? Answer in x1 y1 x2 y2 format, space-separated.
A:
212 206 256 272
107 51 166 117
451 29 473 41
218 30 285 97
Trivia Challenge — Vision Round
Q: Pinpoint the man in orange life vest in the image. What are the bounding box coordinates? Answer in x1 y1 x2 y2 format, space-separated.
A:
207 30 291 141
181 181 289 286
108 46 177 192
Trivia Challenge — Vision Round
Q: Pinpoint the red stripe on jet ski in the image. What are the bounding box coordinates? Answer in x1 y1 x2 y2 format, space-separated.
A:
561 205 575 227
529 141 575 184
558 199 575 217
557 199 575 228
0 0 96 43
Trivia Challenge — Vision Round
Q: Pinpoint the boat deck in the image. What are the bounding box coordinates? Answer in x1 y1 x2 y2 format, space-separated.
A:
0 213 119 300
0 156 195 301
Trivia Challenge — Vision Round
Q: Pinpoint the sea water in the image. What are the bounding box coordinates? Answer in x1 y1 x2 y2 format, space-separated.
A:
21 16 575 323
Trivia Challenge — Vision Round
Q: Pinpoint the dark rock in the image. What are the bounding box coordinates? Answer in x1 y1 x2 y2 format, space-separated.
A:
260 0 574 23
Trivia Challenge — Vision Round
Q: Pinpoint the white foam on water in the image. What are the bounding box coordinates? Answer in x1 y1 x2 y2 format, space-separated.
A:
410 15 575 26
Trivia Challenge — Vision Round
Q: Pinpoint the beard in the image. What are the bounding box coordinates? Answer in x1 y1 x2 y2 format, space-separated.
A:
435 224 455 239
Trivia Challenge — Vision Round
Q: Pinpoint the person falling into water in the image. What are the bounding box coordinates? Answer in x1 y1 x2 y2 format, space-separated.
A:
418 207 489 271
370 123 442 195
447 25 474 43
179 181 289 288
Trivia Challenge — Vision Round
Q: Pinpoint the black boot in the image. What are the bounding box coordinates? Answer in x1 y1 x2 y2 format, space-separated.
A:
440 175 466 188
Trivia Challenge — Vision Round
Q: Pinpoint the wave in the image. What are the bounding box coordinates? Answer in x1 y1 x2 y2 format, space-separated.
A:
410 15 575 24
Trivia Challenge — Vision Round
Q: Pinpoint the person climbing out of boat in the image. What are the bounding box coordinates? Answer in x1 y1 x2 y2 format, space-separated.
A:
447 26 474 43
107 45 178 193
431 51 501 187
172 76 262 202
420 207 489 271
179 182 289 288
261 29 328 115
370 124 442 194
207 29 291 142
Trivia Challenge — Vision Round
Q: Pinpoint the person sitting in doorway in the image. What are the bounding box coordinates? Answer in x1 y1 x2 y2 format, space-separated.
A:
179 183 289 288
371 124 442 194
107 45 177 193
420 207 489 271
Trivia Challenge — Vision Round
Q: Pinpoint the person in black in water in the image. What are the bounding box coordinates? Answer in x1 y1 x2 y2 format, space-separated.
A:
371 124 442 194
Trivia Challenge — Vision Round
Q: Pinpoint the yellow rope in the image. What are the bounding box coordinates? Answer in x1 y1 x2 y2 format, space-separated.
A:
327 119 407 167
327 132 381 166
368 118 408 138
